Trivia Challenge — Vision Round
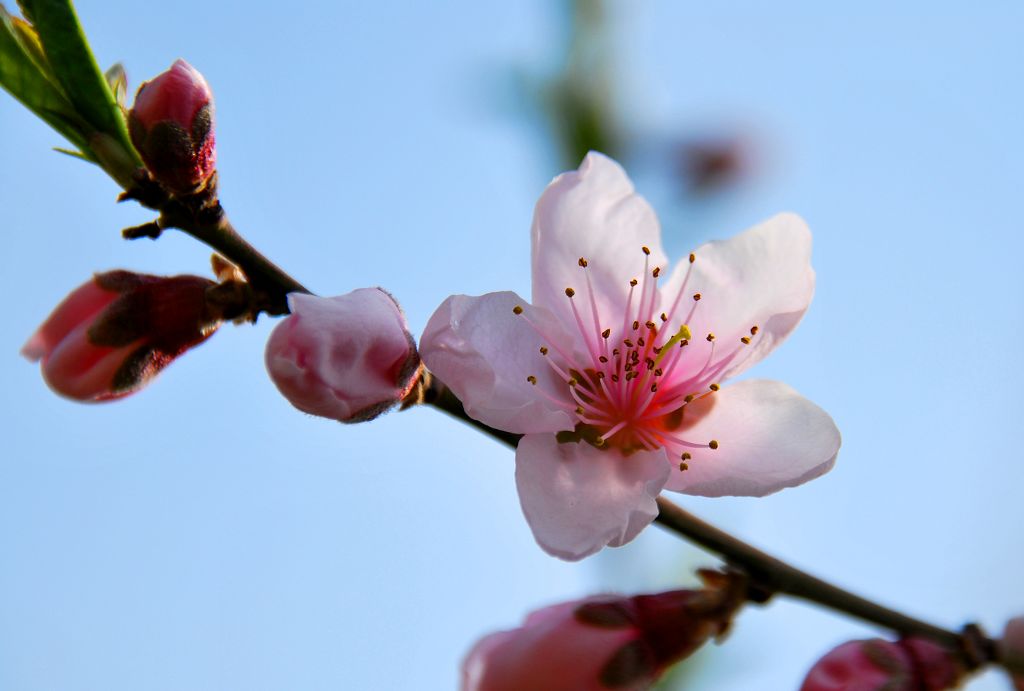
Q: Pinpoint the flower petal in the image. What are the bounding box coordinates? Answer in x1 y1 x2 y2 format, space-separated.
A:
665 379 840 497
661 212 814 381
531 152 667 345
515 433 671 560
421 292 576 435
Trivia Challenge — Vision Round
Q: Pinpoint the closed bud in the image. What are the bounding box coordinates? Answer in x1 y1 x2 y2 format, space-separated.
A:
462 570 746 691
22 271 222 402
801 637 965 691
128 59 216 194
1001 617 1024 690
264 289 421 423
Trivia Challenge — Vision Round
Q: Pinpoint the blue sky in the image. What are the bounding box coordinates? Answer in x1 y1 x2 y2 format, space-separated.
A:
1 2 1022 689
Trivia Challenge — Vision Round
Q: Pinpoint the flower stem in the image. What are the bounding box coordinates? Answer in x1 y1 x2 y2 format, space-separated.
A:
422 376 1000 670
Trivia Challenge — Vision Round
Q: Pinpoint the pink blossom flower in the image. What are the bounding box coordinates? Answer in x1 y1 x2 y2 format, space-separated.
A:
265 289 421 423
22 271 220 402
801 637 964 691
463 577 742 691
128 59 216 194
421 152 840 560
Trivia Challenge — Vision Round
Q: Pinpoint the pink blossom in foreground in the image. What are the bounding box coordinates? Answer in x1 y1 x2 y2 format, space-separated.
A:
1001 617 1024 690
265 289 421 423
128 59 216 193
801 637 964 691
421 152 840 560
463 573 743 691
22 271 219 402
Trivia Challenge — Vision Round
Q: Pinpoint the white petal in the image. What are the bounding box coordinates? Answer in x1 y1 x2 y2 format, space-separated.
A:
531 152 667 346
661 212 815 381
515 433 671 561
421 292 576 435
665 379 840 497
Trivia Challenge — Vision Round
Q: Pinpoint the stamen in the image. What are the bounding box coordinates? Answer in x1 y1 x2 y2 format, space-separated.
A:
539 346 548 355
740 336 751 345
642 246 651 256
693 293 702 301
709 383 720 391
578 257 588 267
565 287 575 298
602 328 611 339
750 325 759 335
526 375 537 385
706 333 715 342
652 267 661 278
689 253 696 263
512 305 523 315
709 440 719 450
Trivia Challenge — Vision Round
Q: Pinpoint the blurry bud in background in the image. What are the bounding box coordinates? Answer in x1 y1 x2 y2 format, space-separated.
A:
265 289 421 423
1001 617 1024 690
22 271 223 402
801 637 965 691
128 59 216 194
462 570 746 691
674 136 748 197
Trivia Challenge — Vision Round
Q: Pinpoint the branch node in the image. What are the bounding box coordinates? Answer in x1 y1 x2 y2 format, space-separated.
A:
122 221 163 240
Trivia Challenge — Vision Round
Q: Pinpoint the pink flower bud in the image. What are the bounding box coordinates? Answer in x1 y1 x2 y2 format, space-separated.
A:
22 271 221 402
1001 617 1024 690
128 59 216 194
801 637 964 691
264 289 421 423
462 573 745 691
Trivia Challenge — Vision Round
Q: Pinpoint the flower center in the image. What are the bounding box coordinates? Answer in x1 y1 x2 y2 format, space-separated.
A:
517 247 759 471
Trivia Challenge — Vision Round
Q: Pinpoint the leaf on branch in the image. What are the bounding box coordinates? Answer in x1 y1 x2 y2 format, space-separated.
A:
0 4 93 156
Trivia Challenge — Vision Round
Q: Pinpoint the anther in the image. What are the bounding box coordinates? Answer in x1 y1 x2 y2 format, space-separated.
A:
565 287 575 298
650 383 658 392
709 383 720 391
629 278 638 287
539 346 549 355
594 436 606 446
632 320 640 331
689 253 696 263
709 440 720 450
642 246 651 256
602 328 611 339
654 368 663 376
599 355 608 363
740 336 751 345
706 333 715 342
660 312 668 322
684 394 695 403
578 257 588 268
652 267 661 278
750 325 759 335
512 305 523 315
645 320 656 331
693 293 702 301
596 371 605 379
681 452 692 461
624 339 634 348
612 348 620 356
575 406 585 415
567 378 577 387
680 339 689 347
679 462 689 471
526 375 537 385
637 337 645 347
611 374 619 382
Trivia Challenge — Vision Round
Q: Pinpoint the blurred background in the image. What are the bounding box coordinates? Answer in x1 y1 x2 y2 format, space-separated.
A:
2 1 1023 688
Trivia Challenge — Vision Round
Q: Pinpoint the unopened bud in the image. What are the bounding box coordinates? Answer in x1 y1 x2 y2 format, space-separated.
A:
22 271 221 402
801 637 964 691
1001 617 1024 690
264 289 421 423
128 59 216 194
462 570 745 691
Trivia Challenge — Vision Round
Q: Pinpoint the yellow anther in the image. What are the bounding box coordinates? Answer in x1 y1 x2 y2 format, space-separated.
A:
567 378 577 387
539 346 549 355
706 333 715 342
693 292 702 301
624 339 634 348
660 312 668 322
632 320 640 330
512 305 523 315
645 320 656 330
681 452 692 460
750 325 759 335
709 440 720 450
629 278 638 287
601 328 611 339
740 336 751 345
526 375 537 385
679 462 689 472
709 383 720 391
652 267 661 278
684 394 695 403
575 406 585 415
565 287 576 298
594 436 606 446
689 253 696 263
578 257 588 267
642 246 651 255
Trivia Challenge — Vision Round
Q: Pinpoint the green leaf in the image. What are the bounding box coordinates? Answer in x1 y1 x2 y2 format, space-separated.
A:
0 4 93 156
20 0 139 166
